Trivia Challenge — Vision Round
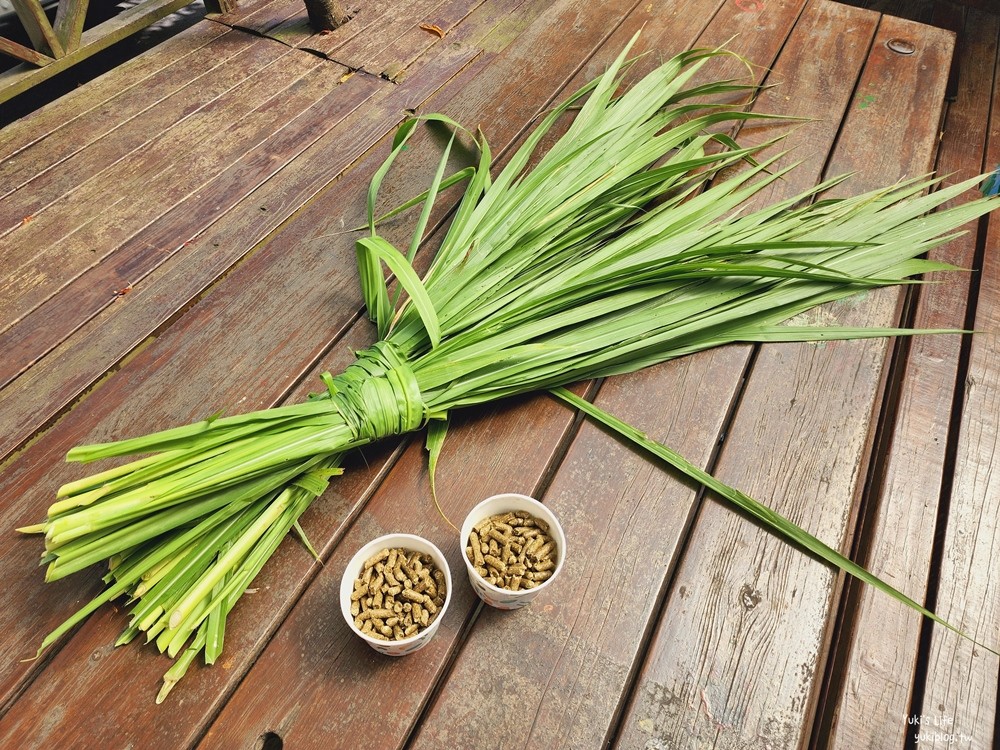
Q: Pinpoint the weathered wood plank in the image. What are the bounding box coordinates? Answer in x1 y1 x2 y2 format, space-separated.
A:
0 66 380 394
266 0 398 55
0 43 474 463
614 11 955 750
317 0 486 76
0 20 228 161
0 43 324 334
0 35 54 66
0 41 475 468
218 0 308 35
823 9 997 749
348 0 491 79
0 32 281 234
208 0 282 24
0 1 539 396
53 0 91 54
839 0 937 23
313 0 454 72
0 28 257 204
10 0 65 58
916 17 1000 745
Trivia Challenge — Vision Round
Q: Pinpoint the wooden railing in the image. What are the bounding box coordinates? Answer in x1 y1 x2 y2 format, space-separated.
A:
0 0 235 105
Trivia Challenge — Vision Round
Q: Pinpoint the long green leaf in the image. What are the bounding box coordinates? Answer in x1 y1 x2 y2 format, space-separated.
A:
550 387 996 655
356 236 441 347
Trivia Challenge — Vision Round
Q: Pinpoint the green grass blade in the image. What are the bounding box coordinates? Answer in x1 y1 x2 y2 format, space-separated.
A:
425 416 456 530
356 236 441 347
550 387 995 655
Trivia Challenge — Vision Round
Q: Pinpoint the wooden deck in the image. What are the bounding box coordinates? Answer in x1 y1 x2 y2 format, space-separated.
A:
1 0 998 747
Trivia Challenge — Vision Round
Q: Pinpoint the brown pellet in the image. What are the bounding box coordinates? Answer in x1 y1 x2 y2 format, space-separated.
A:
486 528 510 545
532 541 555 561
364 549 389 569
350 582 369 601
403 558 419 580
401 588 425 603
352 547 446 641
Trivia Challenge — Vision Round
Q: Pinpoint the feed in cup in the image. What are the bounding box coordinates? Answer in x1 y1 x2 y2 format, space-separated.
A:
465 509 557 591
349 546 447 642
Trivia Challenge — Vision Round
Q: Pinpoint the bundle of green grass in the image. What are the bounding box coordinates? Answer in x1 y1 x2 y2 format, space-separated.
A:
21 39 998 701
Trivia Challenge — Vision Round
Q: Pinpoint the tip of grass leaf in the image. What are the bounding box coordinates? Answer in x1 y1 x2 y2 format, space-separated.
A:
156 679 176 704
20 650 41 664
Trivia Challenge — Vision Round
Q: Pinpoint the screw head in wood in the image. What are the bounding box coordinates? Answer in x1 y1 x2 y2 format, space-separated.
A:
886 39 916 55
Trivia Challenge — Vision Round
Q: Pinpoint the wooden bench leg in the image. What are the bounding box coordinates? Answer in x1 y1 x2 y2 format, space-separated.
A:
204 0 237 14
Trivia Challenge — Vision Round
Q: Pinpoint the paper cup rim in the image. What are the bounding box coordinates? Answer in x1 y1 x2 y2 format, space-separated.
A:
340 533 452 650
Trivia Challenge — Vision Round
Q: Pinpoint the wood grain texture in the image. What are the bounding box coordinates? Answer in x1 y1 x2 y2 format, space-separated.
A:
54 0 92 54
836 0 945 24
0 36 55 66
273 0 402 56
316 0 486 75
269 0 490 57
614 8 955 750
0 44 331 333
310 0 455 68
0 40 476 459
0 41 479 466
218 0 313 35
0 33 286 238
823 10 998 749
339 0 491 78
0 58 368 390
0 66 385 400
0 21 228 169
0 27 251 204
917 18 1000 746
10 0 64 57
208 0 285 25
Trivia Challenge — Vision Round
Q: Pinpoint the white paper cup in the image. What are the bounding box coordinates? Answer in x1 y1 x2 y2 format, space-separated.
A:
461 493 565 610
340 533 451 656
